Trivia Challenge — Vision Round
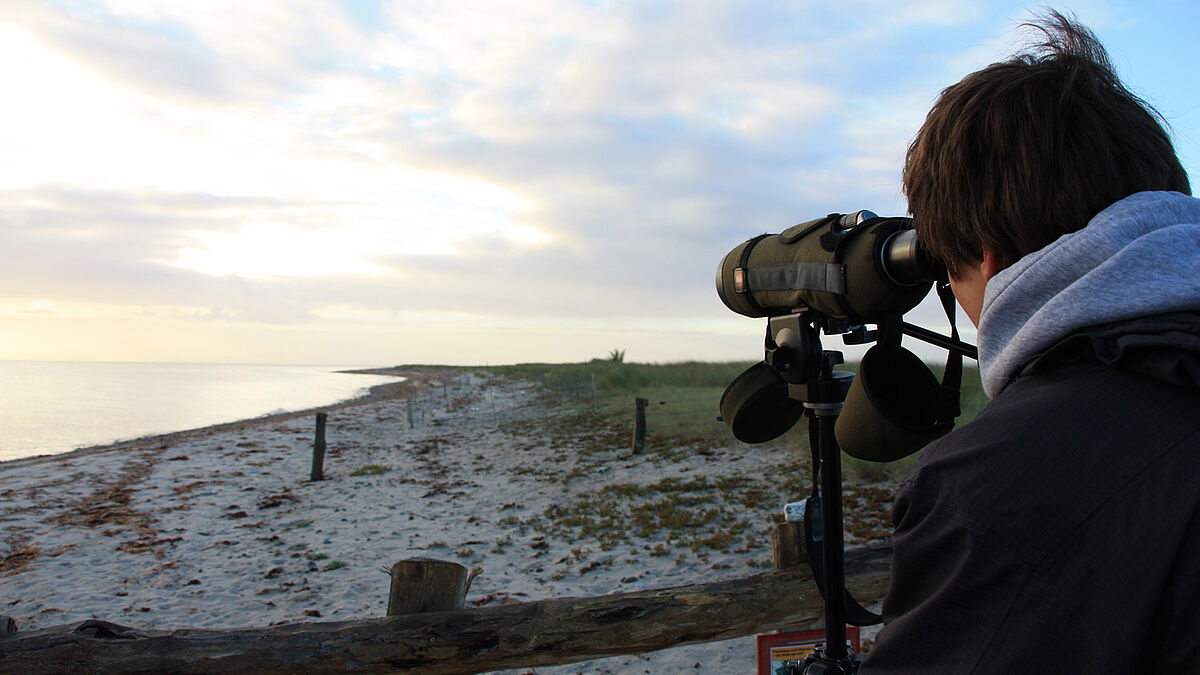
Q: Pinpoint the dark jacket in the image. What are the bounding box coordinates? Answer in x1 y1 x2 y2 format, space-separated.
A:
859 312 1200 673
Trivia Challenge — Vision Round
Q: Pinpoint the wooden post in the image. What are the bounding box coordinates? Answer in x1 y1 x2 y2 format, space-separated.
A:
407 396 414 429
772 521 805 570
310 413 327 482
632 397 648 454
387 558 473 616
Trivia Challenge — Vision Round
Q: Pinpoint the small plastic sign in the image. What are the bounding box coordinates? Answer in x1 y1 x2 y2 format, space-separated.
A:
756 627 861 675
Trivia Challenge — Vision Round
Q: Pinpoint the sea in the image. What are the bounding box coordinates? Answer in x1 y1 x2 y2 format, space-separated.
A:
0 361 403 462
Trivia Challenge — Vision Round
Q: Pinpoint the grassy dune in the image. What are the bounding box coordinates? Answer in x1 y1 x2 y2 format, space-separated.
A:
482 357 987 482
392 358 986 559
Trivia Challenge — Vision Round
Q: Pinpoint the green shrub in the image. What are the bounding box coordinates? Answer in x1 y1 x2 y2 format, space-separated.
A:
350 464 390 477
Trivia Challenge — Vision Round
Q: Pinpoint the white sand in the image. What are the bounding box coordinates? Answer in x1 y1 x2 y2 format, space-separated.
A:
0 369 890 673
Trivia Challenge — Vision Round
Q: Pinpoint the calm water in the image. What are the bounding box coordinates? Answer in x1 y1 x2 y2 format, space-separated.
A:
0 362 402 462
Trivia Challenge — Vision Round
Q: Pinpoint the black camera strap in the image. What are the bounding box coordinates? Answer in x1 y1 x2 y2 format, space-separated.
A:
802 494 883 626
936 280 964 423
804 422 883 627
736 233 773 316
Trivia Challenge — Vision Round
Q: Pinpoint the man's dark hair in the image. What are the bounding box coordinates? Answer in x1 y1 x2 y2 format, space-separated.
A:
903 10 1191 275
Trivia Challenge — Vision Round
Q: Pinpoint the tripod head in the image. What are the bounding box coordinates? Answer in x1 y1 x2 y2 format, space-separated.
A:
764 313 854 405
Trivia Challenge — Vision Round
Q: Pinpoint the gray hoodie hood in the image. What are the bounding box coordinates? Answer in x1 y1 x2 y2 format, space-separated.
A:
979 191 1200 397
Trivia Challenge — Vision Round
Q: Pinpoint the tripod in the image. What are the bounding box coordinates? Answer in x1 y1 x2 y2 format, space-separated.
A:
764 311 871 675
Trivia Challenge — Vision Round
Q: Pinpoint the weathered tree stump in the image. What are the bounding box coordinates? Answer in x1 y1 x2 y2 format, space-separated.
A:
772 521 805 569
386 558 473 616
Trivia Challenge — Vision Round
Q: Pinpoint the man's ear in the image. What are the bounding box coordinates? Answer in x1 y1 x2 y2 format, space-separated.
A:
980 248 1008 281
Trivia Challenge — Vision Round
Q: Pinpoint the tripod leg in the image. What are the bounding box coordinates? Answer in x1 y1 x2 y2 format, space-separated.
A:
813 410 848 661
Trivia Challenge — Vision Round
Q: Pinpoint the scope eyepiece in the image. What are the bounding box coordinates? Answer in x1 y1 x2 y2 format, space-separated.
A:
880 228 942 287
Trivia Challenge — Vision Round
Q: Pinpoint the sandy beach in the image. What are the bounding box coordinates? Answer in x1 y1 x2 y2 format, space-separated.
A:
0 367 891 673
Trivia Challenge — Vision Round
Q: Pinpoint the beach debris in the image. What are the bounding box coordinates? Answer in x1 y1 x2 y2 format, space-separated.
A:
171 480 217 495
469 590 528 607
116 537 182 555
257 493 298 509
68 485 137 527
578 559 613 575
0 538 39 575
53 456 161 552
223 506 250 519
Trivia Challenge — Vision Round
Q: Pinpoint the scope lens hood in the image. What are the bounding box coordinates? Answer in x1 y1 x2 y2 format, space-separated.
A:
835 344 953 462
719 362 804 444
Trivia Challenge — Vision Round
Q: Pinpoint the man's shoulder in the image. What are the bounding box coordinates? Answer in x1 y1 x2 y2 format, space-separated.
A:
902 357 1200 559
925 356 1199 480
947 310 1200 463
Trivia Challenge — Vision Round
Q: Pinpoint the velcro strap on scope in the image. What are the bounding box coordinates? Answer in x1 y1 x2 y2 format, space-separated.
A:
731 214 854 318
743 262 847 296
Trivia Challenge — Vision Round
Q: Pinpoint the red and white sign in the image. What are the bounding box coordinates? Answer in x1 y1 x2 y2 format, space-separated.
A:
756 627 862 675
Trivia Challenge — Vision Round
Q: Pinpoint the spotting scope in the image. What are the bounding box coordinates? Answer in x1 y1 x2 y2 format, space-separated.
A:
715 210 942 323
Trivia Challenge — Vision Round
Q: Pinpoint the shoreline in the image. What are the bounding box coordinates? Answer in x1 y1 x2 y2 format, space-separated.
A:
0 366 443 470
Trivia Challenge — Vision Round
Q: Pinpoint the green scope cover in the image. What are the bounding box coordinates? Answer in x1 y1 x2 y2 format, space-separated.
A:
717 215 931 322
835 344 954 462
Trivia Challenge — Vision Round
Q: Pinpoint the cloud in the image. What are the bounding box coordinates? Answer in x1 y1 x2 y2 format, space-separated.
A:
3 0 1143 363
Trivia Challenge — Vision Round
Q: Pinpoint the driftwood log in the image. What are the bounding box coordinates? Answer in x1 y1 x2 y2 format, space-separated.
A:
0 546 890 675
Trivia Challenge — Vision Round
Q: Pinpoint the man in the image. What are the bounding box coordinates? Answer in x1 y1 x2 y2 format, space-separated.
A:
859 12 1200 673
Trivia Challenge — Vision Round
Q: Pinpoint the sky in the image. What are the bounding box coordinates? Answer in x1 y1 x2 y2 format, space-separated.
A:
1 1 1197 366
